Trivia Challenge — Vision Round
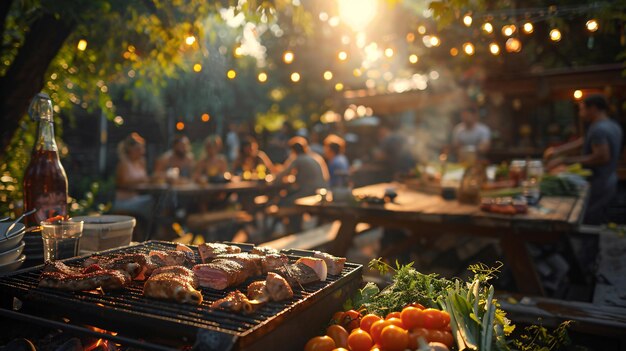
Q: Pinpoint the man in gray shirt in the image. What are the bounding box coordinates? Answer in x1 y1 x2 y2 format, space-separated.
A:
452 106 491 160
545 95 623 224
276 136 329 203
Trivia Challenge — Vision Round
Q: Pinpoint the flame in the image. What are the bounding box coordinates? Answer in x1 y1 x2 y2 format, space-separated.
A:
84 325 118 351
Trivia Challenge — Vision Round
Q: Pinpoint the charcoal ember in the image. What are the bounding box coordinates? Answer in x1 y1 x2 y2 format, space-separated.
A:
0 338 36 351
54 338 82 351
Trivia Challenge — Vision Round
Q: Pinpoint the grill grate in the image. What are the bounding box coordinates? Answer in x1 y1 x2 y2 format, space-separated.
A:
0 241 362 349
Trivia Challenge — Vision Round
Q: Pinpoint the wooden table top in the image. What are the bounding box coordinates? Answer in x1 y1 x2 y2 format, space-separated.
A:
129 180 284 195
295 182 588 232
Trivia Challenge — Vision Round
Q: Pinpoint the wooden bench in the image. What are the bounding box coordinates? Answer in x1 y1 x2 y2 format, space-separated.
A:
498 293 626 343
186 210 253 232
261 221 371 251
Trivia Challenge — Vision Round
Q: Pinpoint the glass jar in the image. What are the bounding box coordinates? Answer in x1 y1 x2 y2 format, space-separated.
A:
509 160 526 187
527 160 544 183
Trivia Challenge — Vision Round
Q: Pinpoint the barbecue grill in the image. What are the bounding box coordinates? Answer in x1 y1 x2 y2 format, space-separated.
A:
0 241 363 350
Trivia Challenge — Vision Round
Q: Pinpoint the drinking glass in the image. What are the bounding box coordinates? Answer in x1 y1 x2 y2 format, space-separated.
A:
41 219 84 261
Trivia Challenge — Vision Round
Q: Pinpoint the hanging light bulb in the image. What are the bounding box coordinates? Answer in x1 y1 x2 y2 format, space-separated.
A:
573 90 583 99
550 28 562 42
450 47 459 56
523 22 534 34
338 51 348 61
463 14 473 27
185 35 196 46
429 36 441 47
489 43 500 55
323 71 333 80
586 19 599 32
462 42 475 55
77 39 88 51
283 51 294 64
502 25 516 37
258 72 268 83
290 72 301 82
409 54 419 63
505 38 522 53
482 22 494 34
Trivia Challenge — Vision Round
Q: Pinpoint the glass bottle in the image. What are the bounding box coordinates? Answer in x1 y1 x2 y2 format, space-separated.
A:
23 93 68 226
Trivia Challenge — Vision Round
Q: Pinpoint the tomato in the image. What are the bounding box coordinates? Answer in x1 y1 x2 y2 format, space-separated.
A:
422 308 447 329
439 331 454 348
407 302 426 310
360 314 382 334
326 324 349 348
440 310 451 326
304 336 336 351
347 328 373 351
331 311 345 324
341 310 362 332
408 327 429 349
385 311 401 320
379 325 409 351
400 306 424 329
369 319 391 345
385 317 404 329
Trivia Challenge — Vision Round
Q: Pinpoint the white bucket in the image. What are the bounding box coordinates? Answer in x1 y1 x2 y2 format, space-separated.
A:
74 215 136 253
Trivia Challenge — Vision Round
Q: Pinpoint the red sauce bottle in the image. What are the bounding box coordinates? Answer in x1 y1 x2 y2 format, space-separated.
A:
23 93 68 226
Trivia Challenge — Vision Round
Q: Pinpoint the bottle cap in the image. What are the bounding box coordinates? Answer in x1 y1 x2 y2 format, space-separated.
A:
28 92 53 122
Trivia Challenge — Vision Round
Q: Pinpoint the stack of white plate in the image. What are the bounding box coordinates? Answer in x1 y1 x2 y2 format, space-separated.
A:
0 222 26 274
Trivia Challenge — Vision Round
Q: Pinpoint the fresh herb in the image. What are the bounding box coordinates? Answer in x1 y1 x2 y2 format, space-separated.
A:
513 320 572 351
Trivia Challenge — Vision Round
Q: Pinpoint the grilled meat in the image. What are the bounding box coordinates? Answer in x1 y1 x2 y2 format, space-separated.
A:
193 260 251 290
83 253 152 280
213 252 288 274
43 261 81 275
296 257 327 281
250 246 280 256
247 281 269 301
198 243 241 263
39 269 131 291
272 263 320 288
176 243 194 253
148 250 195 268
211 290 264 314
265 272 293 301
260 254 289 273
143 266 202 305
313 251 346 275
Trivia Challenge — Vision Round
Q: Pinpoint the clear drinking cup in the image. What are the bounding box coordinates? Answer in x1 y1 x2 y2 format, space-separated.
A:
41 220 84 261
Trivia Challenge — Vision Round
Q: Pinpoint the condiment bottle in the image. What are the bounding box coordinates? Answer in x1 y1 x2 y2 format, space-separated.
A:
23 93 68 226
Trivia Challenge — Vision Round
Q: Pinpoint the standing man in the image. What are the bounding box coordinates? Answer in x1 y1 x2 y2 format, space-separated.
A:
452 106 491 161
545 95 623 224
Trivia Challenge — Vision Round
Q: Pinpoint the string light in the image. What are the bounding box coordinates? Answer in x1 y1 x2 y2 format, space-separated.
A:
482 23 493 34
193 63 202 72
283 51 294 64
185 36 196 46
384 48 394 57
201 113 210 122
462 42 475 55
450 48 459 56
176 122 185 130
417 25 426 34
523 22 534 34
574 90 583 99
406 33 415 42
505 38 522 53
290 72 301 82
489 43 500 55
429 36 441 47
502 25 516 37
234 46 244 57
338 51 348 61
77 39 88 51
586 19 598 32
335 83 344 91
258 72 268 83
227 69 237 79
409 54 419 63
353 68 362 77
463 14 473 27
323 71 333 80
550 29 562 42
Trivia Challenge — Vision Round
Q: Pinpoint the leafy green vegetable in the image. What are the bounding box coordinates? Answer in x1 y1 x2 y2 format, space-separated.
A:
513 320 572 351
540 176 579 197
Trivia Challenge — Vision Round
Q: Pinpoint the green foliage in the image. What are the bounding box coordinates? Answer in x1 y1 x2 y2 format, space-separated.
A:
513 320 573 351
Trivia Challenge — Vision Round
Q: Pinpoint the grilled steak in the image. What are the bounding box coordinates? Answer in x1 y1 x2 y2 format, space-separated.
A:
39 269 131 291
193 259 251 290
198 243 241 263
148 250 195 268
212 252 288 274
265 272 293 301
211 290 263 314
247 281 269 301
313 251 346 275
83 253 151 280
250 246 280 256
272 263 320 288
143 266 202 305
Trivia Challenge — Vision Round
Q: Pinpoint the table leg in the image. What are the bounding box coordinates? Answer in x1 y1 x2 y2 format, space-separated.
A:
327 217 358 256
500 235 545 296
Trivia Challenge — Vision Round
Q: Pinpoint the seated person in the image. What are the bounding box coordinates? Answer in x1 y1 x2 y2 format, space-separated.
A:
324 134 350 187
275 136 329 204
232 136 274 176
452 106 491 161
154 134 195 182
112 133 152 240
193 135 228 183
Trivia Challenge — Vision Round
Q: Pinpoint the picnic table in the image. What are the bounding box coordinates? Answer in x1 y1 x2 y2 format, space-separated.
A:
295 182 589 296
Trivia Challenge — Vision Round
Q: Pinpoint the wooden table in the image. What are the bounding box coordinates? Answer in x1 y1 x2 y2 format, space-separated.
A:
295 182 588 296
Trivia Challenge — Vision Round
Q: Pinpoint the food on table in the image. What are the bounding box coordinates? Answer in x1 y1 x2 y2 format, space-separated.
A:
197 242 241 262
379 324 409 351
39 261 131 291
193 259 251 290
296 257 328 281
313 251 346 275
359 314 382 333
272 262 321 288
148 250 195 268
211 290 263 314
176 243 194 253
326 325 349 348
251 246 280 255
83 253 153 280
480 197 528 215
247 280 268 301
265 271 293 301
347 328 373 351
540 175 580 196
304 336 336 351
143 266 202 305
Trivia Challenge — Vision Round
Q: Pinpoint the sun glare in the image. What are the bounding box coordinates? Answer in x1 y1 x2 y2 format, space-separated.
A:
338 0 378 31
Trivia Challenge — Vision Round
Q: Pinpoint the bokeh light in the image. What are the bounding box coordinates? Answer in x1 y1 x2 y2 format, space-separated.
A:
463 42 475 55
586 19 598 32
227 69 236 79
502 25 516 37
574 90 583 99
258 72 268 83
338 51 348 61
550 29 562 42
77 39 88 51
338 0 377 31
505 38 522 53
450 47 459 56
283 51 294 64
176 122 185 130
409 54 418 63
463 15 473 27
523 22 534 34
335 83 344 91
201 113 210 122
323 71 333 80
482 23 493 34
185 35 196 46
193 63 202 72
489 43 500 55
290 72 301 82
384 48 394 57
